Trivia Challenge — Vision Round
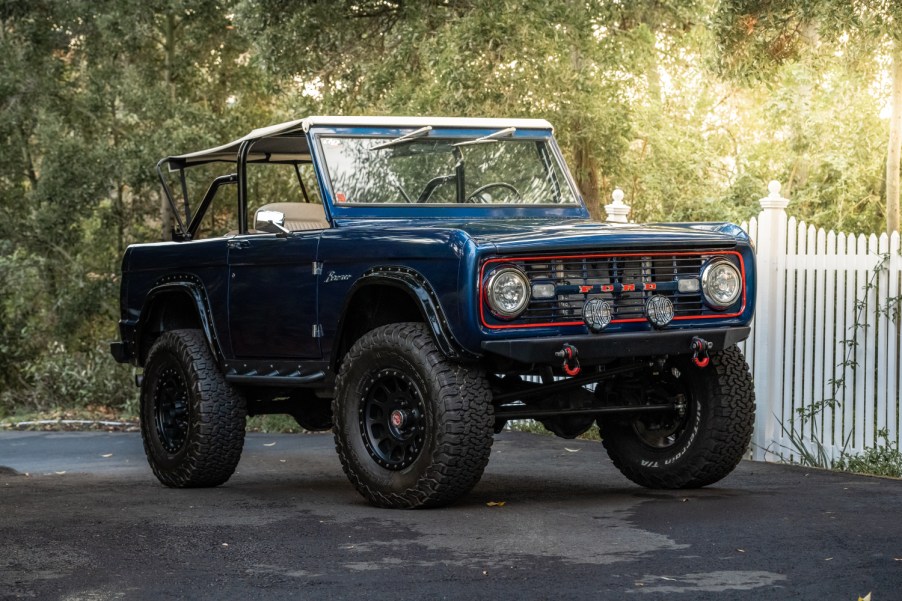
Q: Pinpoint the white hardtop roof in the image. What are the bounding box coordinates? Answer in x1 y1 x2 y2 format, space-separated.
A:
167 116 554 168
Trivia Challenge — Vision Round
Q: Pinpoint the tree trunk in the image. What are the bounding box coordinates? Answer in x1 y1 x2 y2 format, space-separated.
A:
573 137 602 221
160 190 172 241
159 13 178 240
886 43 902 234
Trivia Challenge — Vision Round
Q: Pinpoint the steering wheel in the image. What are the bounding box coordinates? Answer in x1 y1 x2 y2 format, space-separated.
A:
416 174 456 203
465 182 522 203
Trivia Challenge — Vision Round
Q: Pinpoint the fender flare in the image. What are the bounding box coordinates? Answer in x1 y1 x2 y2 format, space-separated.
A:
332 266 478 370
135 276 224 365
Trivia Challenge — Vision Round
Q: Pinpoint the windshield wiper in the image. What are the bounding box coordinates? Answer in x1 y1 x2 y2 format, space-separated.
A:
369 126 433 151
451 127 517 147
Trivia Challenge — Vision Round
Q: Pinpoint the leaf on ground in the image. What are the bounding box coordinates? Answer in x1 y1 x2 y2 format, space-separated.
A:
486 501 506 507
263 442 276 447
101 453 113 458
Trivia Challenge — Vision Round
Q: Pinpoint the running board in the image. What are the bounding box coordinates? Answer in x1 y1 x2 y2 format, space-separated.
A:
225 370 326 387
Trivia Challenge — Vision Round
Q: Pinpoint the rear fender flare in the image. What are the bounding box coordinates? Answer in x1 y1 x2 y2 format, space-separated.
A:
135 277 224 365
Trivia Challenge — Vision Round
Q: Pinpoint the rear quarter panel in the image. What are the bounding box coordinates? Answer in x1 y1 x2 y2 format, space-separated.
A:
119 238 231 356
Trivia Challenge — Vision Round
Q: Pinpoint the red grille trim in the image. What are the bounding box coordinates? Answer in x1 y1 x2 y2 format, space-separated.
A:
479 250 747 330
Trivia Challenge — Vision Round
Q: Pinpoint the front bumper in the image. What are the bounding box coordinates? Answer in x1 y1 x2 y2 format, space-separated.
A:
480 326 750 364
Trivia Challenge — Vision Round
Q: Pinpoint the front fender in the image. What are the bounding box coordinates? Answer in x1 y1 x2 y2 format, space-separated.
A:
332 267 478 371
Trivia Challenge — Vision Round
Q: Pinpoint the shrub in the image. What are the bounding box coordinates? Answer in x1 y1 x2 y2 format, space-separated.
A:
0 341 137 417
835 430 902 479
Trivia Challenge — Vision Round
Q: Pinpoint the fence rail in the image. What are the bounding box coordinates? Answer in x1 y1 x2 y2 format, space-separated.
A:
741 183 902 462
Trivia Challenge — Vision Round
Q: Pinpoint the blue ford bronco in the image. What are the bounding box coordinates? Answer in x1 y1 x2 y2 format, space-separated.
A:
111 116 756 508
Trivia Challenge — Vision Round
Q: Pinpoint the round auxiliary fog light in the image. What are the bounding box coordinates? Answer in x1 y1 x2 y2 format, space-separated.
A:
645 295 674 328
583 299 613 332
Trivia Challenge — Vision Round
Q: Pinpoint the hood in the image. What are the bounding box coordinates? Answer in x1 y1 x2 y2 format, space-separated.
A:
333 217 748 255
447 219 745 253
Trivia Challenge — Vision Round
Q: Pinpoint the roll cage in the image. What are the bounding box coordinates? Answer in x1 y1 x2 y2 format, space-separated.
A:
155 116 574 241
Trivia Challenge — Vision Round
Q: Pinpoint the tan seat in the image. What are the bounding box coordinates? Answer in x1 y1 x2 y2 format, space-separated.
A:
254 202 329 231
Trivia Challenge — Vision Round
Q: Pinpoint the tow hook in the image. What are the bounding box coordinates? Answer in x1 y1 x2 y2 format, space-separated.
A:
690 336 713 368
554 343 581 377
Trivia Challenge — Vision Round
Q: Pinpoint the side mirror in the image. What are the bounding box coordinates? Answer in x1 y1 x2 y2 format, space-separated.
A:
255 210 290 234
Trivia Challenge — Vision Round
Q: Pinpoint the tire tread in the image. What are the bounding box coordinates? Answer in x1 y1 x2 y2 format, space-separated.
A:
333 323 493 508
602 345 755 489
141 329 246 488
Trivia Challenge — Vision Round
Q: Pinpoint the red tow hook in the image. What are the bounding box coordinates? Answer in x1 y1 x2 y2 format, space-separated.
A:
690 336 712 368
555 343 581 377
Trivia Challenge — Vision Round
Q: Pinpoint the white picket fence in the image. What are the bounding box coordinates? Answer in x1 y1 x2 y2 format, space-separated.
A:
740 182 902 462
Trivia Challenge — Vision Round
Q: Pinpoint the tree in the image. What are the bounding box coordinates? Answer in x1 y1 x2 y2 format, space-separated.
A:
0 0 275 413
235 0 709 218
713 0 902 233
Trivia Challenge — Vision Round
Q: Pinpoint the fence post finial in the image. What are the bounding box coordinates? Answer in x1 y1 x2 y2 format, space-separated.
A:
605 188 631 223
760 180 790 210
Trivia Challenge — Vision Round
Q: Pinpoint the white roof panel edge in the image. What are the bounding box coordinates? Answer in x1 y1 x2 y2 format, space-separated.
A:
301 115 554 132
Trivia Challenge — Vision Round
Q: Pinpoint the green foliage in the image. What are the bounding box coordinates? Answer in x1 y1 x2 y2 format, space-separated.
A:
246 414 306 434
505 419 601 442
711 0 902 234
711 0 820 82
1 1 900 414
506 420 553 437
10 343 137 414
835 429 902 478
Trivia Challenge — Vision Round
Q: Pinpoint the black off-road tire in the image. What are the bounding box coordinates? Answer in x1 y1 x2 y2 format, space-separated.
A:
333 323 494 509
140 329 246 488
600 345 755 489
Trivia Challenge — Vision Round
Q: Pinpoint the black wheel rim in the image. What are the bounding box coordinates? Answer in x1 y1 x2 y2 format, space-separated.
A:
153 365 190 454
359 368 426 470
633 413 688 449
630 378 694 450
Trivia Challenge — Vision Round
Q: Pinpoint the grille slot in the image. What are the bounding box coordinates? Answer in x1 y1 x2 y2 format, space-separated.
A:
485 253 731 327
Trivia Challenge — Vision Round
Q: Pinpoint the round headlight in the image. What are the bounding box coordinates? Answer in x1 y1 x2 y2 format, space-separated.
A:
701 260 742 309
486 267 530 319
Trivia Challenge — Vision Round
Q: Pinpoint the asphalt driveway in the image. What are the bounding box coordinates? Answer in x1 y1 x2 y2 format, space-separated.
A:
1 430 899 600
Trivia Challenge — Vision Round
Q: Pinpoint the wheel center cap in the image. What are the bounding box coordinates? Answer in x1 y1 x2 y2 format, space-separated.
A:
390 410 407 428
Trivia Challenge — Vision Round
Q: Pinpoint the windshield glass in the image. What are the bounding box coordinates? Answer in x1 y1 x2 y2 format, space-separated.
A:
319 136 578 206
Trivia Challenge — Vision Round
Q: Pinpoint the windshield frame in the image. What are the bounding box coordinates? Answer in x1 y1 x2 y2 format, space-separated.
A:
308 125 589 221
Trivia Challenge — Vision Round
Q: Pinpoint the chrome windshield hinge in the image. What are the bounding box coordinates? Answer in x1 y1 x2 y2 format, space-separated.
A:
312 324 323 338
312 262 323 275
